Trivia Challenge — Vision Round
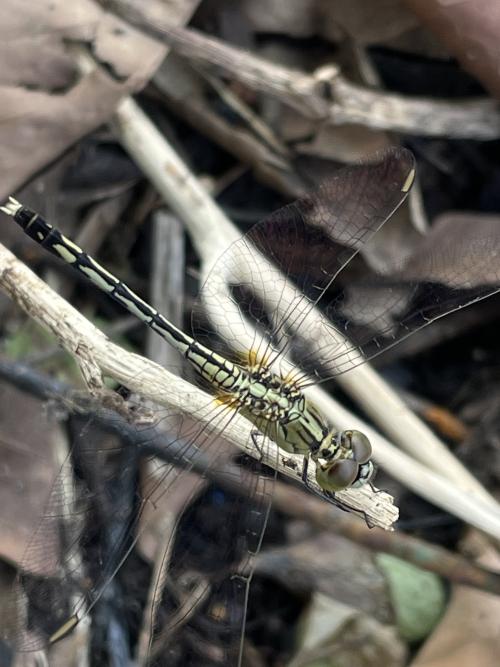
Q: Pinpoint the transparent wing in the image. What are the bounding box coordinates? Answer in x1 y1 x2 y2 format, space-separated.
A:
0 149 416 664
0 361 276 666
193 147 500 386
295 260 500 386
192 147 416 373
6 145 494 667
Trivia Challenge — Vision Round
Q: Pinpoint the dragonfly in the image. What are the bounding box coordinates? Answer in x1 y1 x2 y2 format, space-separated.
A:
1 147 497 665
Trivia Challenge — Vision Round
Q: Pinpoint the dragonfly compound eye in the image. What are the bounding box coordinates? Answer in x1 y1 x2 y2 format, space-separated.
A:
316 458 359 492
347 430 372 464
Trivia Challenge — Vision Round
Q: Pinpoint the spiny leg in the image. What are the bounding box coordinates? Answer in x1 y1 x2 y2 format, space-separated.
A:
251 430 265 462
301 455 315 492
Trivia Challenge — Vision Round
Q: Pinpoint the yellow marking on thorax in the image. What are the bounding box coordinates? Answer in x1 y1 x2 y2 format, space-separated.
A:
214 393 238 408
236 347 271 369
281 371 301 386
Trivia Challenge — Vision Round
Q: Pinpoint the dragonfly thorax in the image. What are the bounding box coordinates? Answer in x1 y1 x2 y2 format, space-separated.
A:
236 365 303 423
231 365 335 460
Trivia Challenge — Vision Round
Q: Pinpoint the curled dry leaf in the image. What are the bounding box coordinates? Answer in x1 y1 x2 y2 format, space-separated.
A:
403 0 500 99
292 592 407 667
290 121 391 164
402 212 500 288
137 415 236 564
255 532 394 624
0 0 199 199
410 534 500 667
339 211 500 345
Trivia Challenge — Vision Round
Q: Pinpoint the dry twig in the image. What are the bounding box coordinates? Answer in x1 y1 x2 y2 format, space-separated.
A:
107 2 500 140
0 241 398 530
110 93 500 535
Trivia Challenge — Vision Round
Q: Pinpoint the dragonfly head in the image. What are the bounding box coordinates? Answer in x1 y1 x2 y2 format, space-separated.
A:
315 429 374 491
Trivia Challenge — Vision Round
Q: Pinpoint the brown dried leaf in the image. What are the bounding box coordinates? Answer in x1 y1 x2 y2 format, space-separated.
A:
255 532 394 624
335 210 499 353
138 465 205 563
292 123 390 164
402 212 500 288
0 71 136 201
293 593 406 667
404 0 500 99
410 536 500 667
0 0 199 199
137 415 235 562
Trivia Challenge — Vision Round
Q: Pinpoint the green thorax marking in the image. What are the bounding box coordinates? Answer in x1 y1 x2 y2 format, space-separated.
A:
233 366 329 456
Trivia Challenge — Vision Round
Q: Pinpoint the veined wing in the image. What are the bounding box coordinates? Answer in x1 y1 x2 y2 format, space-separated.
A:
0 360 277 666
193 147 500 388
0 148 422 665
0 196 284 664
192 146 416 374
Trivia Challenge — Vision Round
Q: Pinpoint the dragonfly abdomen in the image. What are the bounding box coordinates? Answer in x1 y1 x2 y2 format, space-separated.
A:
4 200 224 364
2 197 375 493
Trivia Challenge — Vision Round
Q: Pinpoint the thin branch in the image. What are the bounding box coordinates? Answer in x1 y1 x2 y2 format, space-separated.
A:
110 93 500 522
0 242 397 530
1 357 496 596
146 209 185 368
3 354 499 605
106 2 500 140
153 59 306 198
270 483 500 596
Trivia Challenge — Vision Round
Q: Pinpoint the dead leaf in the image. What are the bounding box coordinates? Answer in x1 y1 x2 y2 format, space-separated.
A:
337 210 500 346
292 123 390 164
403 0 500 99
291 592 406 667
410 536 500 667
0 0 200 199
255 532 394 624
138 414 236 562
402 212 500 288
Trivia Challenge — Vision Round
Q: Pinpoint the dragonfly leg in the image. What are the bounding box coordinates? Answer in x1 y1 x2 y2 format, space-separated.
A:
250 430 265 462
363 508 377 529
301 456 314 490
368 480 385 495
